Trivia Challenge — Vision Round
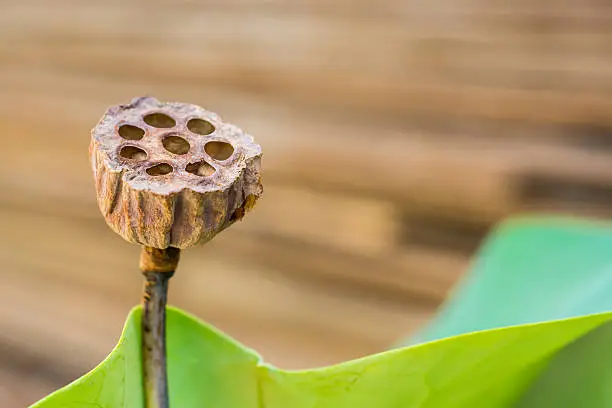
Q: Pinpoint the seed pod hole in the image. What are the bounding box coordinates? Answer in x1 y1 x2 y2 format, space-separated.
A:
187 118 215 135
146 163 173 176
162 135 190 155
205 141 234 161
118 124 145 140
143 113 176 128
186 160 215 177
119 146 147 161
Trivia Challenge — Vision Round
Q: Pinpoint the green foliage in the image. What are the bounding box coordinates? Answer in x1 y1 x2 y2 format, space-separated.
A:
32 216 612 407
413 216 612 343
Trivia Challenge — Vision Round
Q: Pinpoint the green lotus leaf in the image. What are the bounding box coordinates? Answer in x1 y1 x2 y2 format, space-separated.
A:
32 216 612 408
413 216 612 343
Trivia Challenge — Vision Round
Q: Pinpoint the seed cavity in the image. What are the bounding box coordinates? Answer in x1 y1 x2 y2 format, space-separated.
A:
146 163 173 176
162 135 190 155
205 141 234 161
119 146 147 161
118 124 145 140
186 161 215 177
143 113 176 128
187 118 215 135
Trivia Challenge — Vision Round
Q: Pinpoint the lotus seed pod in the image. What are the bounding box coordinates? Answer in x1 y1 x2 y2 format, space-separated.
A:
90 96 263 249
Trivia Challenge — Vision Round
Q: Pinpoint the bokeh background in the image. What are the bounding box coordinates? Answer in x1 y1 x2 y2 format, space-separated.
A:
3 0 612 406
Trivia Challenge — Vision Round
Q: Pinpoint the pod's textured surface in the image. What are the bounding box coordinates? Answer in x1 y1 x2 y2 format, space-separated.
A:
91 96 263 249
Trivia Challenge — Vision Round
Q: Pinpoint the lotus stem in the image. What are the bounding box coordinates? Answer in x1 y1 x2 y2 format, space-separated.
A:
140 247 181 408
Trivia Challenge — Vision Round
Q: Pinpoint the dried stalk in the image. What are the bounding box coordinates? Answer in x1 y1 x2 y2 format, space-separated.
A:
140 247 181 408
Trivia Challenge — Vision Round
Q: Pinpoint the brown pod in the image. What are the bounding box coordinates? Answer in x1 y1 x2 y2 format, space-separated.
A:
90 96 263 249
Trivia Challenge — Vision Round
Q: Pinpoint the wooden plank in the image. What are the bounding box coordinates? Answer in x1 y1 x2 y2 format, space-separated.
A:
4 4 612 61
241 186 398 256
515 143 612 208
399 214 488 255
0 366 61 408
6 36 612 96
0 263 135 372
3 3 612 124
0 68 575 145
2 64 612 149
4 1 612 36
212 229 466 302
6 0 612 14
265 136 518 224
5 44 612 126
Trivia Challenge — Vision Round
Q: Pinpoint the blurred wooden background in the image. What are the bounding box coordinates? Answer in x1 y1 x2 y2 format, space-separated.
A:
3 0 612 406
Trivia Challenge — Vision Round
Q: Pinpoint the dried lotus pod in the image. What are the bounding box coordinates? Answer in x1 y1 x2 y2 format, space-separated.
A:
90 96 263 249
